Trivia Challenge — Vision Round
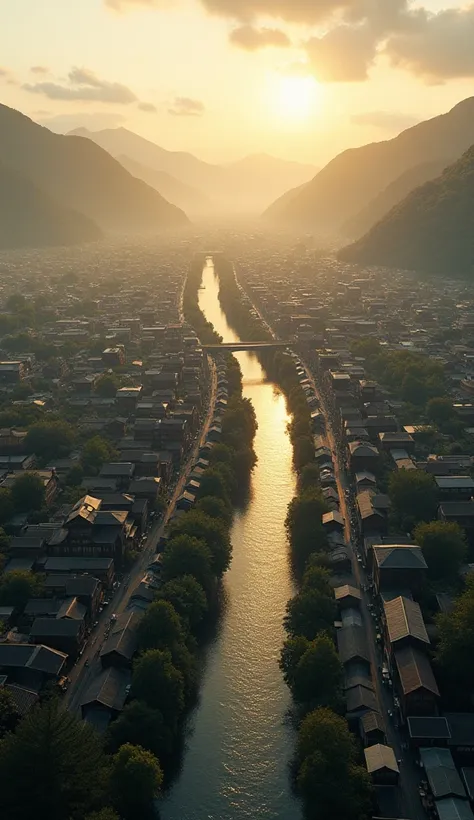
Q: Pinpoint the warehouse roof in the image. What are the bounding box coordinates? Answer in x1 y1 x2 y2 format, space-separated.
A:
384 596 430 645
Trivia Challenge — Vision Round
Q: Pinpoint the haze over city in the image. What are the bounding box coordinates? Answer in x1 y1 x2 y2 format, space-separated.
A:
3 2 474 820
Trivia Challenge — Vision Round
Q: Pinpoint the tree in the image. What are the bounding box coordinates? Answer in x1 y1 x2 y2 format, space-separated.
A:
281 633 343 708
426 397 455 426
196 495 232 526
161 535 214 594
0 527 10 553
285 490 329 572
107 701 173 760
302 565 333 597
296 707 372 820
84 811 120 820
95 374 119 398
0 699 107 820
293 436 315 470
157 575 208 633
11 472 45 511
169 510 232 576
197 469 230 503
284 589 335 641
132 649 184 723
25 420 75 461
81 436 118 476
0 488 14 524
388 469 437 529
414 520 467 580
109 743 162 820
0 688 20 738
136 600 185 653
299 464 322 493
436 575 474 692
0 570 41 609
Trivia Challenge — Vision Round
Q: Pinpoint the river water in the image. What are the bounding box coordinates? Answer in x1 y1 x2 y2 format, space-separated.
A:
160 259 302 820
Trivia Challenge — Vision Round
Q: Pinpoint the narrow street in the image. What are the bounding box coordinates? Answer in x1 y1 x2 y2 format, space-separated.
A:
64 357 217 714
305 362 425 820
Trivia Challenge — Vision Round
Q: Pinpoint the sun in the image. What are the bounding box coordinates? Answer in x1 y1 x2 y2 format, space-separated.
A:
273 75 321 121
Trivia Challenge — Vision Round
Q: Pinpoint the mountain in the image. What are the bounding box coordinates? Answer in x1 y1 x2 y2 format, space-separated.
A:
117 154 212 214
68 127 317 212
338 146 474 275
342 159 450 239
0 162 101 249
70 126 222 193
264 98 474 231
0 105 188 233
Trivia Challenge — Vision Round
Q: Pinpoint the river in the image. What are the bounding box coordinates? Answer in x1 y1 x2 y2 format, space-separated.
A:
160 258 302 820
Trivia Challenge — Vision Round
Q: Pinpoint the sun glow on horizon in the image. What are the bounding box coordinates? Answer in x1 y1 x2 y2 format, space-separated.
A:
271 75 322 122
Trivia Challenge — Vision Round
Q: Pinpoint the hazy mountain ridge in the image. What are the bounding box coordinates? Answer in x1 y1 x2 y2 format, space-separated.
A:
342 159 451 239
339 146 474 275
264 97 474 231
0 162 101 249
0 105 188 236
69 127 317 212
117 154 212 214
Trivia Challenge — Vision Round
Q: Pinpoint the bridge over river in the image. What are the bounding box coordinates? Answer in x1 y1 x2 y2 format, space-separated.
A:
202 341 290 352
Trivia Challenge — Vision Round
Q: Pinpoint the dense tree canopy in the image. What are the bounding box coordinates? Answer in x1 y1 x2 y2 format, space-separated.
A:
414 520 467 580
388 468 438 529
109 743 163 820
81 437 118 476
25 420 75 462
280 633 343 709
436 574 474 694
0 489 14 524
296 708 373 820
169 510 232 577
284 588 335 641
0 570 42 609
136 600 185 654
132 649 184 724
0 700 107 820
107 700 173 761
285 490 329 572
11 472 45 512
157 575 208 633
426 397 455 427
161 534 214 594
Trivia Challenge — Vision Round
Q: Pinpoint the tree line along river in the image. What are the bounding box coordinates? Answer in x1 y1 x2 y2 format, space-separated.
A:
160 258 303 819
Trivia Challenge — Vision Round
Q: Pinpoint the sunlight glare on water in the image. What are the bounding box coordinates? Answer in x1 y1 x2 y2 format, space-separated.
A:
160 259 302 820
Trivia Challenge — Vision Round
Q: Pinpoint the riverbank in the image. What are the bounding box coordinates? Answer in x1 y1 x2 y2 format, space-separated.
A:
160 257 302 820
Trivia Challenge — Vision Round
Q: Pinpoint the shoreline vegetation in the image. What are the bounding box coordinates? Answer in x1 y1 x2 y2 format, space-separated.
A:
0 254 258 820
213 256 373 820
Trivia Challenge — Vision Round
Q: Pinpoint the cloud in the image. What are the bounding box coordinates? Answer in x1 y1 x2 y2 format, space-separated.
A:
30 65 49 74
386 6 474 82
199 0 359 25
0 67 9 77
36 111 127 134
138 101 157 112
351 110 420 130
105 0 170 9
305 23 378 82
229 25 290 49
168 97 205 116
23 67 138 104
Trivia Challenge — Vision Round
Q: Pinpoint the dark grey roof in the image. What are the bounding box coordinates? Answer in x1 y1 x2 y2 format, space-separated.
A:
374 545 428 570
436 476 474 489
0 643 67 675
30 618 83 638
435 797 474 820
100 612 138 662
346 684 377 713
81 666 131 712
384 596 430 645
440 502 474 518
408 716 451 740
420 748 465 800
337 625 370 664
446 713 474 747
5 683 38 715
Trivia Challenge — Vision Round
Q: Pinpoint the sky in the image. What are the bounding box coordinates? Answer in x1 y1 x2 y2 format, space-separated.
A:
1 0 474 166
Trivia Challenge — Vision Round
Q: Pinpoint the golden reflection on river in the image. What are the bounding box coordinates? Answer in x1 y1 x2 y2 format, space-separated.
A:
160 261 302 819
